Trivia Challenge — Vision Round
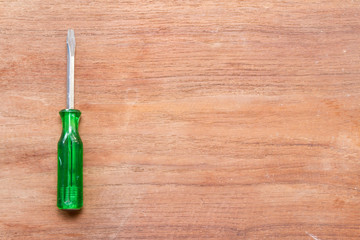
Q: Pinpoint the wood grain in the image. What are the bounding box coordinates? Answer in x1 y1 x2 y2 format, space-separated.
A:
1 0 360 239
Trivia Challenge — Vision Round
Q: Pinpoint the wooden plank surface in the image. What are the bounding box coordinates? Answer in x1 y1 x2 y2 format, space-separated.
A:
1 1 360 239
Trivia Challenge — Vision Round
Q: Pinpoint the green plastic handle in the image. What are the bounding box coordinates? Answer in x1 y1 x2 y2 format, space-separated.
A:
57 109 83 210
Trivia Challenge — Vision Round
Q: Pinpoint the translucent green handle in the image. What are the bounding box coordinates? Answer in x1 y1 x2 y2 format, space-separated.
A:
57 109 83 210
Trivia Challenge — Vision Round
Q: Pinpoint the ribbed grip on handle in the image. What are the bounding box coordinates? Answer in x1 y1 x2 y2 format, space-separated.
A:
57 109 83 210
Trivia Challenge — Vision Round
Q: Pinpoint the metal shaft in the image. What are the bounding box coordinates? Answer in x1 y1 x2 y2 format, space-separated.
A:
66 29 75 109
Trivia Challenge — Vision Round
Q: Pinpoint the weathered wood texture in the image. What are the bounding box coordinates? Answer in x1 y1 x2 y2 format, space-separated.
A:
1 1 360 239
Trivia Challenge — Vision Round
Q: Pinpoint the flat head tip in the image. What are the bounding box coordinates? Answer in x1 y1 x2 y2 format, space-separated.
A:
66 29 76 56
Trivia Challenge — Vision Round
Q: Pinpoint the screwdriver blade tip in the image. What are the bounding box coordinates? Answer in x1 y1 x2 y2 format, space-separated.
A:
66 29 76 56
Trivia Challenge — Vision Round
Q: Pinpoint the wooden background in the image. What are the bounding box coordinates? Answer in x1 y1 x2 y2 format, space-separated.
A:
1 1 360 239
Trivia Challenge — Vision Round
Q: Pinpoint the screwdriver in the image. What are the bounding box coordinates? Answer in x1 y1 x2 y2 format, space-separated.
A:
57 29 83 210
